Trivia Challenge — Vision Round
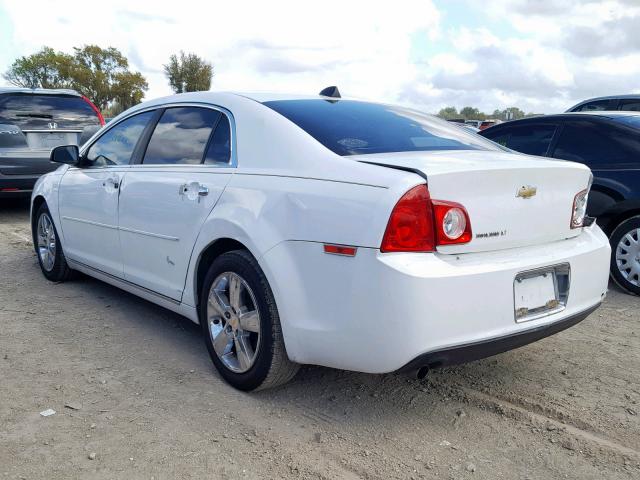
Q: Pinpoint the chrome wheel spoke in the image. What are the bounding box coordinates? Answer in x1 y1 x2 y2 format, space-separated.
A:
239 310 260 333
209 289 230 317
212 328 232 357
37 213 56 272
229 274 241 312
234 335 254 371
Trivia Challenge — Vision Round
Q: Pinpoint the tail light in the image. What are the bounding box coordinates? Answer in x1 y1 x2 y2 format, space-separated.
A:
570 175 592 229
571 189 589 228
81 95 105 126
381 185 472 253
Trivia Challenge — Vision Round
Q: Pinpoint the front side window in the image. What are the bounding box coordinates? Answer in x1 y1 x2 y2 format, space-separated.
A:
143 107 221 165
85 111 154 166
263 99 502 156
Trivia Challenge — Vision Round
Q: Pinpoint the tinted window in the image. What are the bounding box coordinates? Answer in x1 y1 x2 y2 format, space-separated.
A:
204 115 231 165
552 120 640 167
86 111 154 166
0 94 100 129
619 100 640 112
263 99 502 156
143 107 220 165
505 125 556 156
574 100 610 112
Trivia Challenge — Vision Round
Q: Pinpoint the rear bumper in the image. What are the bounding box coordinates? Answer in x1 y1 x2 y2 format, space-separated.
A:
260 225 611 373
400 302 600 372
0 174 39 196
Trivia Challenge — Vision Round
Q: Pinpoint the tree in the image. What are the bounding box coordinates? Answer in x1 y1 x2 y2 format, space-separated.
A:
69 45 148 110
437 106 460 120
2 45 148 111
164 51 213 93
459 106 485 120
3 47 74 89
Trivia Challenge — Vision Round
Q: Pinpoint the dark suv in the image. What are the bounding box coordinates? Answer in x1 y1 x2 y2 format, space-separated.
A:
480 112 640 295
0 88 104 197
566 95 640 112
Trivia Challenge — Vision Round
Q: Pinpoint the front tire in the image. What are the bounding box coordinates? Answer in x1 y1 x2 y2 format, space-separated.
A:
199 250 299 391
32 203 73 282
610 215 640 295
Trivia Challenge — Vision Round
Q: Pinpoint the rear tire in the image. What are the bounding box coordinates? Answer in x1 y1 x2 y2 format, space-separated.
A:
610 215 640 296
32 203 74 282
199 250 299 391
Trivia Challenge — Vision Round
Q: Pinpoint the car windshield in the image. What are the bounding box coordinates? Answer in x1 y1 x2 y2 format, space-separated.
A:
612 115 640 129
263 99 503 156
0 93 100 129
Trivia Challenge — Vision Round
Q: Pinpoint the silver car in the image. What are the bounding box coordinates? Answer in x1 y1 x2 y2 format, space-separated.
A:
0 88 103 197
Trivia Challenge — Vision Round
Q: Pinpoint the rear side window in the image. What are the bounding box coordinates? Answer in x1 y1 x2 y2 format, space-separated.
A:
263 99 502 156
143 107 220 165
86 111 154 166
573 100 610 112
204 115 231 165
552 120 640 167
619 100 640 112
0 93 100 129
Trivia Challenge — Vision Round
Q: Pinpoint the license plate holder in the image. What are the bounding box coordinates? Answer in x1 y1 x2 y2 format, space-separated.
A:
514 264 570 323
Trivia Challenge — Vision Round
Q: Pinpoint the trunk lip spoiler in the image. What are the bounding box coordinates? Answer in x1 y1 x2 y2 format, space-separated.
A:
357 160 428 183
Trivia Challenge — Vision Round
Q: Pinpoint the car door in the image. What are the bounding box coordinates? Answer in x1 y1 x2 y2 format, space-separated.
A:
118 105 234 301
550 118 640 218
58 110 156 277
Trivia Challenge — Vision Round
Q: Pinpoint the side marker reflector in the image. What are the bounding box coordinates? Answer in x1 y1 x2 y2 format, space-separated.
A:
323 244 357 256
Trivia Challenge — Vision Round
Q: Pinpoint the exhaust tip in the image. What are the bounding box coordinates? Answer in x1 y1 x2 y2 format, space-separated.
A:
416 366 429 380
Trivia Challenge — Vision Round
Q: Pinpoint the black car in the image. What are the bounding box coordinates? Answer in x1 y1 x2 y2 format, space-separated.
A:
567 94 640 112
480 112 640 295
0 88 104 197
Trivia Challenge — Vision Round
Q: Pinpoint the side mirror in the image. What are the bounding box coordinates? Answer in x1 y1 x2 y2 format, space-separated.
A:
79 125 101 146
50 145 80 166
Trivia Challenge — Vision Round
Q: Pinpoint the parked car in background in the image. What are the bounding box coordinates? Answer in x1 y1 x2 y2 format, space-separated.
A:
465 120 482 129
479 112 640 295
0 87 104 197
479 119 502 130
567 95 640 112
31 90 609 390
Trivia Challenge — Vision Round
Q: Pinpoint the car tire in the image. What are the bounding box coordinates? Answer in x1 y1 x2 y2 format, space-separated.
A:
199 250 299 391
32 203 74 282
609 215 640 296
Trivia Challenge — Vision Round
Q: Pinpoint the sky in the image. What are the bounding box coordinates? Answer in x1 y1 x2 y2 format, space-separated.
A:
0 0 638 114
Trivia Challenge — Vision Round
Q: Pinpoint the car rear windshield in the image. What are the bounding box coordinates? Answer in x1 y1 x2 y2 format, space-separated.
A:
0 93 100 129
263 99 502 156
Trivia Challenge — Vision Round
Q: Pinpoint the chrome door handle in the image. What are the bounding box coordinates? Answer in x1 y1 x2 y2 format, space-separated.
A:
179 182 208 202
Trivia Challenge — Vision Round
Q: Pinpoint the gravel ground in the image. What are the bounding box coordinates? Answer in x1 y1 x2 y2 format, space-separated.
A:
1 198 639 480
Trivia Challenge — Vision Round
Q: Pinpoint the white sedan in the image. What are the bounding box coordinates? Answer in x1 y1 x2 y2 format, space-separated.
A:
31 89 611 390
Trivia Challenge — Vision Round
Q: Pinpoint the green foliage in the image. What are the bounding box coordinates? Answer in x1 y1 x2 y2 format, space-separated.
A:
438 105 540 121
164 51 213 93
3 45 148 111
3 47 74 89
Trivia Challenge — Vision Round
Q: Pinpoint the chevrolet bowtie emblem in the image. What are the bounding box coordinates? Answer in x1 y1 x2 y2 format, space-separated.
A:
516 185 537 199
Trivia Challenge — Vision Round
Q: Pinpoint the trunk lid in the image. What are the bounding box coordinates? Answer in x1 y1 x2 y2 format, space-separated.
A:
355 150 592 254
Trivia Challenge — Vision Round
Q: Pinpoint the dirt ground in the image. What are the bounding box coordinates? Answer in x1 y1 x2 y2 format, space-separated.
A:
1 197 639 480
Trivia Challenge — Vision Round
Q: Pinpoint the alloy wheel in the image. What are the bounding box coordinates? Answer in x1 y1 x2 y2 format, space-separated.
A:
206 272 261 373
37 213 56 272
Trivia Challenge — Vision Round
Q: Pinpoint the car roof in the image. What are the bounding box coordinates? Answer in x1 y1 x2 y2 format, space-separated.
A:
566 94 640 111
0 86 81 96
485 111 640 128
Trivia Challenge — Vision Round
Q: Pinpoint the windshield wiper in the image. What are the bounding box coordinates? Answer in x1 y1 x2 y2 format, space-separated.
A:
15 113 54 119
